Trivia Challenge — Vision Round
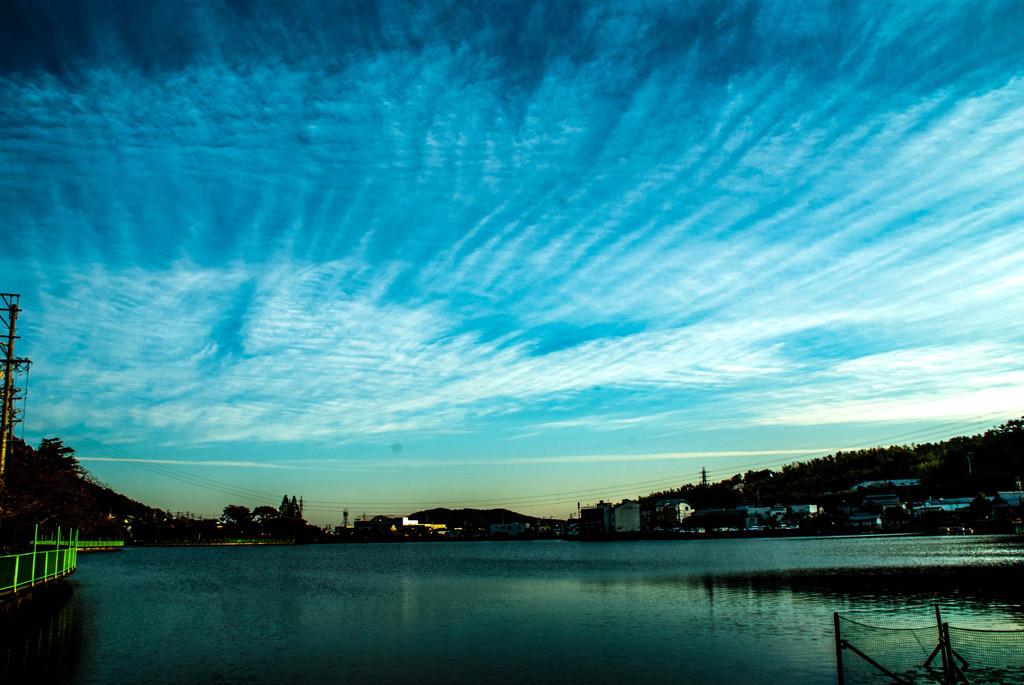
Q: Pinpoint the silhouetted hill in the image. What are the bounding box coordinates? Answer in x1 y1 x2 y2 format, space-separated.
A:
409 507 543 533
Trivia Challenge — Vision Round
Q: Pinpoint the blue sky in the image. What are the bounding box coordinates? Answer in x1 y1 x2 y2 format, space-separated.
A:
3 1 1024 523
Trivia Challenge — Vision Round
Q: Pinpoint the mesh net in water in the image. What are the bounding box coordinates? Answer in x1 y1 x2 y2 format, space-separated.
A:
946 626 1024 684
836 609 1024 685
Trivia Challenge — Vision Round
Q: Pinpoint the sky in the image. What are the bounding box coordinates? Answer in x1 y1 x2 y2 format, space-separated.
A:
2 1 1024 524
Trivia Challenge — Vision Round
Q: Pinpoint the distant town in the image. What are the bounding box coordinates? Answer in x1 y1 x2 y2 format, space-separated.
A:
314 472 1024 540
1 417 1022 551
102 475 1024 544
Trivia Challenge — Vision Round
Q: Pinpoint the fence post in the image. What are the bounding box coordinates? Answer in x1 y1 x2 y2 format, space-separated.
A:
934 605 951 684
943 622 961 684
31 523 38 586
834 613 846 685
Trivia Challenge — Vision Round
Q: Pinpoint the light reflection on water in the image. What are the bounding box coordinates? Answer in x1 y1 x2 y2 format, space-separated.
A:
4 535 1022 684
1 590 79 681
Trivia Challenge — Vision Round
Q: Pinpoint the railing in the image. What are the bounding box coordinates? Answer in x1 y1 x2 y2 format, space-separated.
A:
0 526 78 595
35 538 124 549
131 538 294 546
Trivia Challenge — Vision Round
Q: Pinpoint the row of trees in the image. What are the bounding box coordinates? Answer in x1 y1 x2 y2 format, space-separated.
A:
3 418 1022 550
0 437 154 552
640 418 1024 511
0 436 325 548
217 496 320 540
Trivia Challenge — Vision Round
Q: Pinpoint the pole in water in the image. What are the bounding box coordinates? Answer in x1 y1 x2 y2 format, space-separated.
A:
934 605 950 680
834 613 846 685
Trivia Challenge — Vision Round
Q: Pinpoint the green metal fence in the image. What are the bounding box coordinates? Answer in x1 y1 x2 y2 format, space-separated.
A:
130 538 294 546
35 538 124 549
0 526 78 595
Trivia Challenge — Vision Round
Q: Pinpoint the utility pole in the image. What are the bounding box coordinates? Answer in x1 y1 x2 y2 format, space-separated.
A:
701 467 708 487
1 293 31 476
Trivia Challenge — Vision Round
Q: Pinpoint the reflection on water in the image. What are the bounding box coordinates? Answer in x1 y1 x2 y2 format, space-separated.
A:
1 586 79 681
4 536 1023 684
658 565 1024 611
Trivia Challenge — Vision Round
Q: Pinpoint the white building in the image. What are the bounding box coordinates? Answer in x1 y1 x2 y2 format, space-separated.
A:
654 499 693 529
745 505 787 529
490 522 527 537
921 497 973 512
996 492 1023 508
613 501 641 533
852 479 921 490
580 499 641 536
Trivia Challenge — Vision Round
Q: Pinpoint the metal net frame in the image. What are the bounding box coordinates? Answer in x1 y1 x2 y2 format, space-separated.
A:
835 606 1024 684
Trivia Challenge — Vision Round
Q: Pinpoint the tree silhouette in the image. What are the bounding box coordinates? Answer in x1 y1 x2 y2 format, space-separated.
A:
0 437 143 551
252 505 280 524
221 504 252 526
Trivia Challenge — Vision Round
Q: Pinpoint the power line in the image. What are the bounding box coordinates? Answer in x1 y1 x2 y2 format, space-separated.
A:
30 423 283 504
305 410 1024 511
26 408 1024 517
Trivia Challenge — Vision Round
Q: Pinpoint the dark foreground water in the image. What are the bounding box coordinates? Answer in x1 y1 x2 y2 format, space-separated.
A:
4 535 1024 684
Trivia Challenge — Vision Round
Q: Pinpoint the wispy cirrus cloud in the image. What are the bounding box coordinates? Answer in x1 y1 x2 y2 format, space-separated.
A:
3 1 1024 517
752 344 1024 427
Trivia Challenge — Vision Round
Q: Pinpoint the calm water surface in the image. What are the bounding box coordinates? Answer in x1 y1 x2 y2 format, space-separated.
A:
5 535 1024 684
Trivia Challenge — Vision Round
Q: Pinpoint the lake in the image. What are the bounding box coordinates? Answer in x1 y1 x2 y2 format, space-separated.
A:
5 535 1024 684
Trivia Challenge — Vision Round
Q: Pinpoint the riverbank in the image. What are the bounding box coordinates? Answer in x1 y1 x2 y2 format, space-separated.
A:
116 522 1023 545
0 579 73 619
129 538 295 546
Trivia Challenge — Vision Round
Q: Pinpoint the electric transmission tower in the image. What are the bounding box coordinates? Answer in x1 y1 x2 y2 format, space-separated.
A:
1 293 31 476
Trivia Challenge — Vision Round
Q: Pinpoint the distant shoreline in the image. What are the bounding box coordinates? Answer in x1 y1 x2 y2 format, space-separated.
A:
128 539 295 547
118 526 1024 547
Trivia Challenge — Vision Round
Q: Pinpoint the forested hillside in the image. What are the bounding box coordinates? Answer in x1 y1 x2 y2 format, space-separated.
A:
0 437 156 552
641 419 1024 509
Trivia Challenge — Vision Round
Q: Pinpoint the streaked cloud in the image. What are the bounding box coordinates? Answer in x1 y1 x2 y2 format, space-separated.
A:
2 1 1023 518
